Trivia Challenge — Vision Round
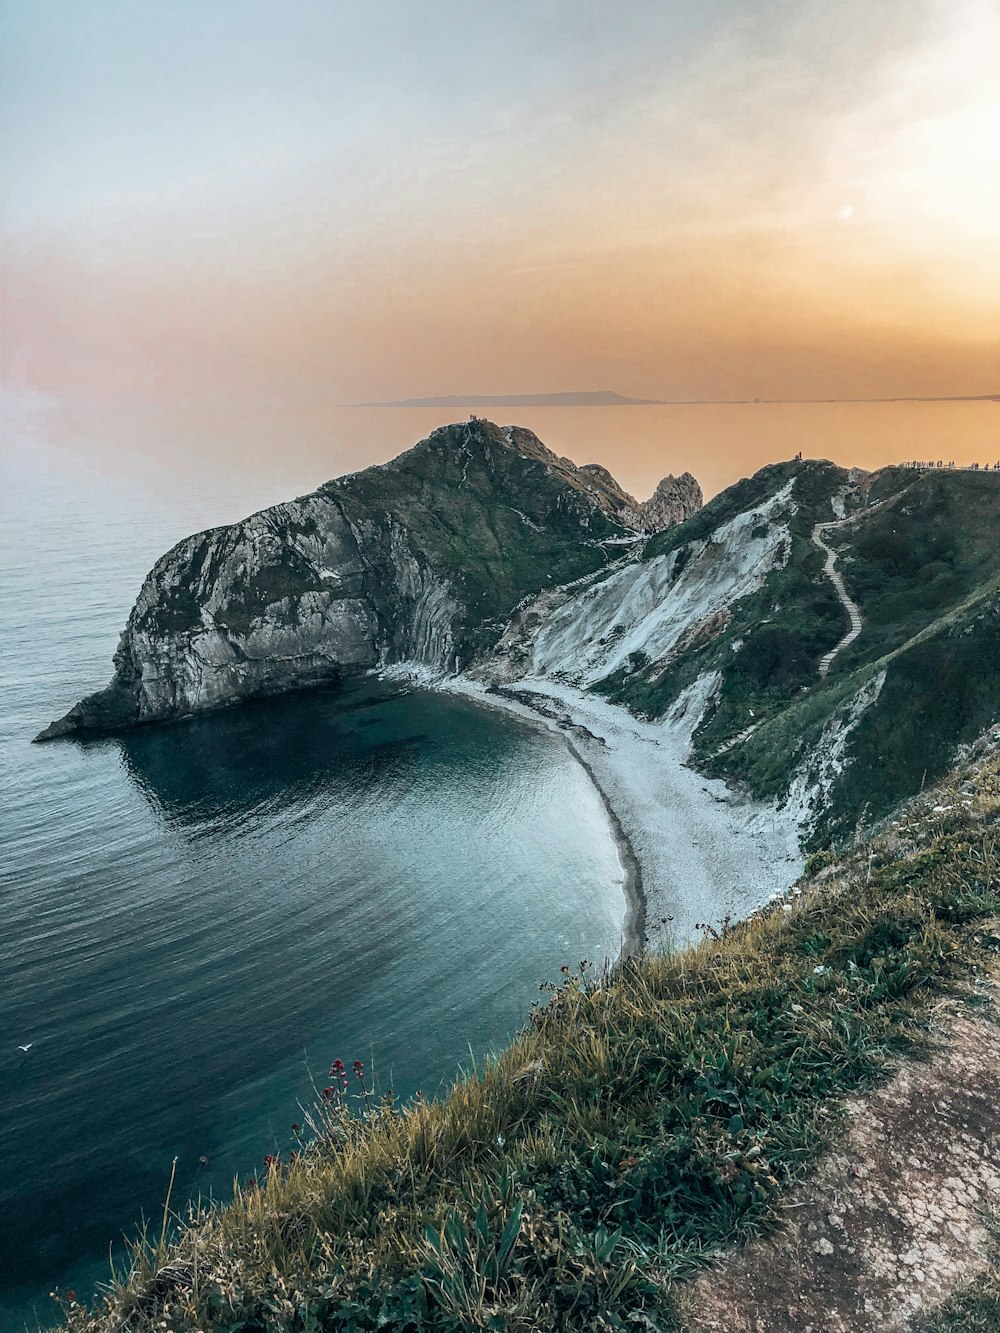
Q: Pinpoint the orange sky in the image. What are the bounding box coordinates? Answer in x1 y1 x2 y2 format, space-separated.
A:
2 0 998 414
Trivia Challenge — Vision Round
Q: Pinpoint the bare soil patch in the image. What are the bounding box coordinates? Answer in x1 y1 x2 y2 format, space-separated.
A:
684 982 1000 1332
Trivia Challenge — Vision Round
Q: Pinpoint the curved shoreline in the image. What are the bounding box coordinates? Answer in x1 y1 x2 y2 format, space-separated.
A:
469 683 646 960
379 664 645 960
485 685 646 958
415 670 805 957
529 712 646 959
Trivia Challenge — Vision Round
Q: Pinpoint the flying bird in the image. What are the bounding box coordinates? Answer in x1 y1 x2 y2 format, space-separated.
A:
17 1043 33 1052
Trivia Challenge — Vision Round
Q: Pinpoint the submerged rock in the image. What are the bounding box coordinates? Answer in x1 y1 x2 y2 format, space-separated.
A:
36 420 701 739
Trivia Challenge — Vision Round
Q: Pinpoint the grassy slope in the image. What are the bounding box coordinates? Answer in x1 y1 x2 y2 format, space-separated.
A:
338 423 628 662
714 470 1000 846
598 462 1000 848
917 1258 1000 1333
60 751 1000 1333
833 469 1000 672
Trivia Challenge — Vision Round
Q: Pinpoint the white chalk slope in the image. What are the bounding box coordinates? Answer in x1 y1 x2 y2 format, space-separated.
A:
450 477 827 947
453 675 803 951
529 481 797 684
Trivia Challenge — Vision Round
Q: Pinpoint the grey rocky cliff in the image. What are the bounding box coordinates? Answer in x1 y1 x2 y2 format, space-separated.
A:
36 420 702 739
640 472 703 530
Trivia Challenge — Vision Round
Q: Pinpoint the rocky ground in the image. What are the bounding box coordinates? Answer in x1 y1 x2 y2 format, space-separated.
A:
680 736 1000 1331
683 974 1000 1332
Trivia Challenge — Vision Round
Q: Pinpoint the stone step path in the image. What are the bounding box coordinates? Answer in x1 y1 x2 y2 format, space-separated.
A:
813 516 865 676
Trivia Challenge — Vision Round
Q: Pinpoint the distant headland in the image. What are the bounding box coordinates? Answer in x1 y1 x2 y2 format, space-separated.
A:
354 389 1000 408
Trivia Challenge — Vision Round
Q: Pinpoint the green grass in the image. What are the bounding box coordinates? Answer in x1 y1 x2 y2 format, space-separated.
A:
613 462 1000 849
916 1282 1000 1332
832 469 1000 677
339 423 627 662
714 583 1000 847
913 1208 1000 1332
58 761 1000 1333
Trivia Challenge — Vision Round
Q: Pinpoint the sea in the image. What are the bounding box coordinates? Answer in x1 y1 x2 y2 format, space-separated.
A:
2 391 997 1329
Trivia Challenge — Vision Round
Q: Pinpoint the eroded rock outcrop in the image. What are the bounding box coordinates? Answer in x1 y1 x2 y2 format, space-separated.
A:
641 471 703 530
36 420 701 739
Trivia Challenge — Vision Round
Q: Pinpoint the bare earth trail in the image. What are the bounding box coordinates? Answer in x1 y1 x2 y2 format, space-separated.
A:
813 515 865 676
685 974 1000 1333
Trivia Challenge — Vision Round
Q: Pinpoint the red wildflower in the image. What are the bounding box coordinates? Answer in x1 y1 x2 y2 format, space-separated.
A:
322 1085 335 1100
263 1154 278 1167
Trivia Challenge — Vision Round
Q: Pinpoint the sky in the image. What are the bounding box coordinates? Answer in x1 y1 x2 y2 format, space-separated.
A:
2 0 999 412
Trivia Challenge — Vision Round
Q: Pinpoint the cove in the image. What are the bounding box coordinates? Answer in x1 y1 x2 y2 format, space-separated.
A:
0 675 627 1330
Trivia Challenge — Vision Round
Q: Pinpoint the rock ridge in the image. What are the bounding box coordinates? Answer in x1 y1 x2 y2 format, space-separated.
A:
36 420 701 739
641 471 703 530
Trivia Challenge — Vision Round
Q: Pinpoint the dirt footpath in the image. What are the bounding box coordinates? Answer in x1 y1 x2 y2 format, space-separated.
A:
684 984 1000 1332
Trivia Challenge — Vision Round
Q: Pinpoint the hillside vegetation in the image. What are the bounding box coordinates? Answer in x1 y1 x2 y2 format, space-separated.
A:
591 462 1000 847
59 742 1000 1332
38 420 703 740
43 446 1000 1330
335 424 633 665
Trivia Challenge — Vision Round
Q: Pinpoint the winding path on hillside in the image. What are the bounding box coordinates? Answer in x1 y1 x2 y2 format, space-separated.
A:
812 515 864 676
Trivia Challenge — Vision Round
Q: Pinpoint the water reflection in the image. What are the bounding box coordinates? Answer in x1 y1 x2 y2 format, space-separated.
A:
112 680 432 828
1 421 631 1332
4 678 627 1330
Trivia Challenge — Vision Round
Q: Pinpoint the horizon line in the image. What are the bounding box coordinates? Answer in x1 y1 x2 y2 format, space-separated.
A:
350 390 1000 409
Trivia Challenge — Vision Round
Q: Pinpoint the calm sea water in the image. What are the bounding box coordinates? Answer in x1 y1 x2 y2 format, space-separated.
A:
29 395 1000 505
3 389 995 1327
0 405 627 1329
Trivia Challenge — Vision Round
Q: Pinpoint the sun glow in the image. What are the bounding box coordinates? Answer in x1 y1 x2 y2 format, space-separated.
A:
2 0 998 410
823 3 1000 249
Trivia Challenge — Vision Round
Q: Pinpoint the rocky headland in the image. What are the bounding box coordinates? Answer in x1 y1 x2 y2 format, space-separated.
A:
35 420 701 741
37 420 1000 946
38 422 1000 1333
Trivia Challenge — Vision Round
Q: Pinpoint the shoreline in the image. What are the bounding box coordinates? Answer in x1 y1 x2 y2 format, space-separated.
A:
568 735 646 959
444 678 657 956
499 690 647 959
378 664 645 959
387 666 804 955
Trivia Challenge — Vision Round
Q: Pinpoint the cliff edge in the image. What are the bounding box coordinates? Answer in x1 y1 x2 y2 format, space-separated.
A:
36 420 700 739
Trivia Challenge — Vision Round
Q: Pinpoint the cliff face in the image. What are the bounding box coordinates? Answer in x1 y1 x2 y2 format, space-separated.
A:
641 472 703 530
494 455 1000 848
38 421 1000 857
37 420 701 739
